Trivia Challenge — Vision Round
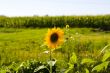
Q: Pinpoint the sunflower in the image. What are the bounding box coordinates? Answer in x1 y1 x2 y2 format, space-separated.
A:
45 27 64 49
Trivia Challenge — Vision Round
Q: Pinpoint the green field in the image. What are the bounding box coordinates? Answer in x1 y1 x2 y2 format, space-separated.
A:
0 28 110 72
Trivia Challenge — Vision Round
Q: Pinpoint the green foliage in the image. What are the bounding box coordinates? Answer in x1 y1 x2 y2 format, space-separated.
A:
0 62 18 73
91 48 110 73
0 15 110 30
0 60 56 73
65 52 95 73
69 52 77 64
85 68 89 73
81 58 95 65
64 52 78 73
17 60 43 73
65 50 110 73
34 65 49 73
92 61 109 72
102 51 110 62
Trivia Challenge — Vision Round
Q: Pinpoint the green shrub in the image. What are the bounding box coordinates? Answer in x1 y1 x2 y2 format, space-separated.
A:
0 60 57 73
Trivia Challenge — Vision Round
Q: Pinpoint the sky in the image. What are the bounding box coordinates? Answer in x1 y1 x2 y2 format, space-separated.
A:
0 0 110 16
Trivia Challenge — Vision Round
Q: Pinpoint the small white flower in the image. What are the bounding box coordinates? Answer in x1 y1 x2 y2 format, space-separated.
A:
70 36 74 40
43 50 49 54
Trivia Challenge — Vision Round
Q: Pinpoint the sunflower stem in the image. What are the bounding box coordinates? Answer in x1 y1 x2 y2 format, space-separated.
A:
50 49 52 60
50 49 52 73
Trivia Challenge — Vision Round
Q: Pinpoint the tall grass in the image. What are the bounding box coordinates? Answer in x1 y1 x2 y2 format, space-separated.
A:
0 28 110 68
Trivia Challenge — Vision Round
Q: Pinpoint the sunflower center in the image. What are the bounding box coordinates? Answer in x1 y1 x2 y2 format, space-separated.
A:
50 33 58 43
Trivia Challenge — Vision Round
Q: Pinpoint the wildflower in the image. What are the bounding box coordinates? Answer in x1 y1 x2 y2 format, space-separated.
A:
45 27 64 49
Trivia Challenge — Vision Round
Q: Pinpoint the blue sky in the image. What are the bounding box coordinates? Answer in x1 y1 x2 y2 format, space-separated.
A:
0 0 110 16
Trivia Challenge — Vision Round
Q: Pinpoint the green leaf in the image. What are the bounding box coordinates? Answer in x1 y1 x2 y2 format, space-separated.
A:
81 58 95 64
85 68 89 73
34 65 49 73
92 61 109 72
64 63 74 73
47 60 56 67
102 51 110 62
65 52 77 73
69 52 77 64
0 70 7 73
100 44 110 54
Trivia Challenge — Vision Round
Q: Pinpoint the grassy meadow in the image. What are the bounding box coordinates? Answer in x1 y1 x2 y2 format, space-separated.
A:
0 27 110 73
